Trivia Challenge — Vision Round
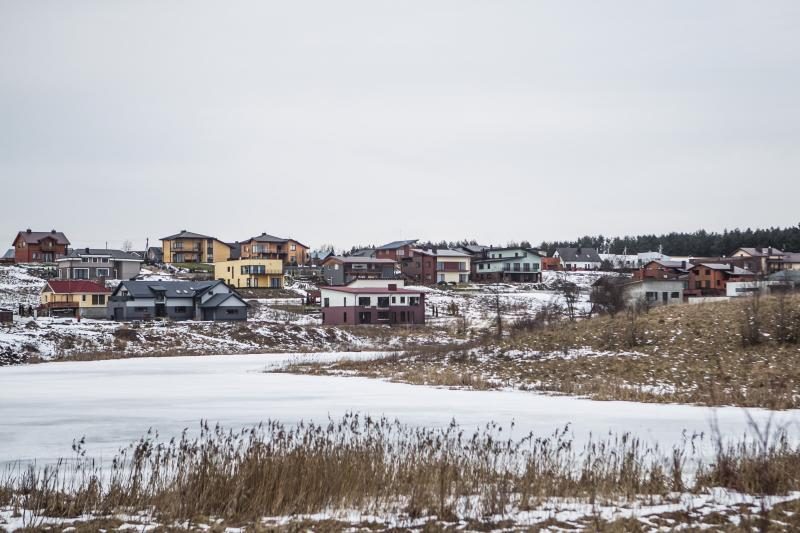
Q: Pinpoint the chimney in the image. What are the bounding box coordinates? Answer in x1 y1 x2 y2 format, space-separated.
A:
51 229 56 233
262 232 266 236
681 260 686 269
388 283 397 291
768 247 773 255
26 228 31 233
85 247 90 254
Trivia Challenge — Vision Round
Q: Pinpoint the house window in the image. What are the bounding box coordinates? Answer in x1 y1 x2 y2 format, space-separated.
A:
671 292 680 298
91 295 106 305
290 244 296 251
377 311 389 320
96 268 110 277
81 295 86 302
377 297 390 307
323 298 330 308
391 296 396 303
225 309 238 315
134 307 147 312
175 306 187 313
400 296 406 303
73 268 89 279
343 311 347 322
459 274 468 283
358 297 371 306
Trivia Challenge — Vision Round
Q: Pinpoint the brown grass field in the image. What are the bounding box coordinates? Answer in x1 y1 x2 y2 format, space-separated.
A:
282 294 800 409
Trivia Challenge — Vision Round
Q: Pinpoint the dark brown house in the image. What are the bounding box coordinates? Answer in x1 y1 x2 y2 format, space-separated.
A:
12 229 70 263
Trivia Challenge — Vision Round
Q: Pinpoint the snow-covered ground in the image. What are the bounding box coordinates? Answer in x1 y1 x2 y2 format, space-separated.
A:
0 265 47 309
0 352 796 468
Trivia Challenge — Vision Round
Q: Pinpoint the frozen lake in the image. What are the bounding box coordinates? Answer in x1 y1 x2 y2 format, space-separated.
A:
1 352 798 466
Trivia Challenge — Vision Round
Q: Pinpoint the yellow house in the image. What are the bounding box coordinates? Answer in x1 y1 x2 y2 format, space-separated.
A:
161 230 232 264
214 259 284 289
40 280 111 318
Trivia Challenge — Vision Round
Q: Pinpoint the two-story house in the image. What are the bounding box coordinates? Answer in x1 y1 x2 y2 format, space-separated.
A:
374 240 418 262
40 280 110 319
161 230 232 264
729 247 786 274
402 248 471 284
56 248 144 281
237 233 309 266
553 247 602 271
685 263 756 297
12 229 70 263
108 280 248 321
320 280 425 326
321 256 398 285
214 259 284 289
473 247 542 282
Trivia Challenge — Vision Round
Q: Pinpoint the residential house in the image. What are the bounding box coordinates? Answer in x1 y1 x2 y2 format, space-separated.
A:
541 257 562 271
781 253 800 271
637 251 670 265
161 231 231 264
730 247 787 273
238 233 309 266
685 263 756 297
321 256 398 286
472 247 542 283
636 260 693 281
40 280 111 319
1 249 14 264
56 248 143 281
145 246 163 264
592 276 684 308
402 248 471 285
108 280 248 321
553 248 602 271
320 280 425 326
374 240 418 261
12 229 70 263
214 259 284 289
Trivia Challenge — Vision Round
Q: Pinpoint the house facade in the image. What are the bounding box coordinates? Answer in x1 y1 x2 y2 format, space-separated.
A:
553 248 602 271
214 259 284 289
685 263 755 297
238 233 309 266
637 260 692 281
730 247 786 273
472 247 542 283
161 231 232 264
624 279 684 306
12 229 70 263
108 280 248 321
320 281 425 326
321 256 398 285
374 240 418 261
56 248 143 281
40 280 111 319
402 248 471 284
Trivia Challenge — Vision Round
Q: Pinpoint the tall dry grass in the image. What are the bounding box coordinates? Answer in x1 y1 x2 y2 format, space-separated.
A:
2 415 799 527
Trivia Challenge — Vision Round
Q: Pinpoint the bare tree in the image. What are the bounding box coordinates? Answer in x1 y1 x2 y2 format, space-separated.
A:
122 240 133 252
553 277 580 320
590 276 627 317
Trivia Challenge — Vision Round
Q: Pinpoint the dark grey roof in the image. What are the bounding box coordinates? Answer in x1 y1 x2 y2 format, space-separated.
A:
113 280 222 299
59 248 144 261
349 248 376 257
694 263 755 275
768 270 800 282
376 239 418 250
459 245 489 254
246 232 288 243
160 230 220 241
556 248 602 263
2 249 13 260
15 230 70 245
200 293 247 308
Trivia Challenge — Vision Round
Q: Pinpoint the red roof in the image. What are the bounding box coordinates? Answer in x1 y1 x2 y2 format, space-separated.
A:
321 286 422 295
46 280 110 294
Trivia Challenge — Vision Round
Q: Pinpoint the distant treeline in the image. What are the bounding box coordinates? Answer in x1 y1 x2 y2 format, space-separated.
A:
538 224 800 257
339 224 800 258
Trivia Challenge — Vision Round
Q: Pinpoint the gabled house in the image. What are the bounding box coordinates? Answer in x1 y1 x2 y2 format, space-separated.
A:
592 276 684 309
375 240 418 261
685 263 756 297
145 246 163 264
214 259 284 289
56 248 143 281
12 229 70 263
161 231 231 264
553 247 602 271
321 256 398 286
40 280 110 319
637 260 693 281
402 248 471 285
320 280 425 326
108 280 248 321
472 247 542 283
238 233 309 266
730 247 786 273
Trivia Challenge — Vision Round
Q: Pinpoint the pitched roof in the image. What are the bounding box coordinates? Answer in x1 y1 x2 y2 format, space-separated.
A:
15 230 70 246
325 256 397 264
113 280 223 298
200 292 248 308
58 248 144 262
733 247 786 257
245 232 287 243
321 286 422 295
46 280 110 294
412 248 471 258
160 230 228 244
555 247 602 263
376 239 418 250
2 249 13 260
694 263 755 276
647 260 694 270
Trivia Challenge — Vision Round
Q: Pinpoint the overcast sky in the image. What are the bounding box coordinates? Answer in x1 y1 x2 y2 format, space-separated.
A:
1 1 799 251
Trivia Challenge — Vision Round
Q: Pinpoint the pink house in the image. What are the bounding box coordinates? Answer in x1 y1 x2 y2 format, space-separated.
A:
320 282 425 326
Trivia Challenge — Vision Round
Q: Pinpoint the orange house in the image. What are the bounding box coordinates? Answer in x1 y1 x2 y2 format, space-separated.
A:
686 263 755 297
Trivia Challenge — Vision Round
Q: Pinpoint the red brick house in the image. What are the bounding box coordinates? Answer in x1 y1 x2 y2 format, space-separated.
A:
374 240 418 262
12 229 70 263
685 263 755 297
